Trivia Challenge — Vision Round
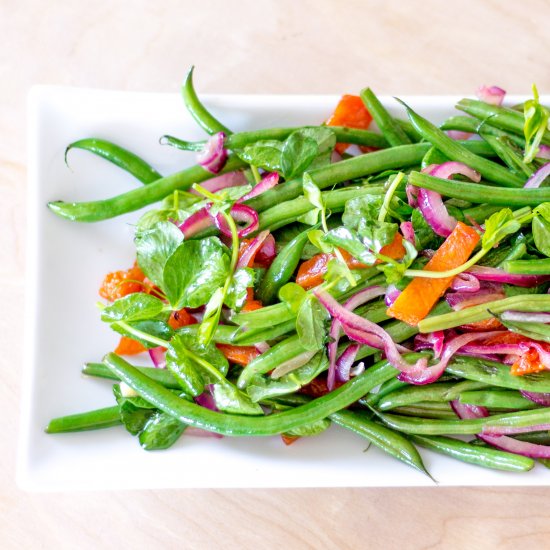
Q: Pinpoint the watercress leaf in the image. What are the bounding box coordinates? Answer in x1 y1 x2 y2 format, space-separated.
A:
297 208 321 226
216 184 253 204
323 226 376 264
110 319 174 349
342 195 382 231
198 287 225 344
278 282 307 313
533 216 550 257
482 208 520 250
296 295 328 351
163 237 230 309
113 384 155 435
524 85 550 163
534 203 550 223
281 133 319 179
211 383 263 415
377 239 418 285
139 409 187 450
113 384 157 410
308 229 334 253
323 257 361 292
135 221 184 288
283 417 331 437
225 267 255 310
101 293 165 324
236 140 284 171
411 209 442 251
296 127 337 154
303 174 324 210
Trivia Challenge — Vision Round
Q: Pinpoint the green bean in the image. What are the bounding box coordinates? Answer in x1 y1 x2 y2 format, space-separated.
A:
46 405 121 433
399 100 525 187
440 115 526 146
160 135 205 152
360 88 411 146
421 146 450 169
257 227 311 304
330 409 431 476
102 352 402 436
497 241 528 267
480 131 533 177
83 362 181 389
396 119 422 142
48 156 247 222
409 434 534 472
462 204 504 223
376 406 550 435
353 300 389 324
409 171 550 207
233 320 296 345
514 431 550 445
503 258 550 275
419 295 550 333
392 403 456 420
182 66 231 135
378 383 457 410
66 138 162 183
456 98 550 146
459 390 539 410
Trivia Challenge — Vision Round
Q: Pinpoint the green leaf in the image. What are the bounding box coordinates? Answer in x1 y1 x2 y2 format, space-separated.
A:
236 140 284 171
308 229 334 253
323 226 377 264
377 238 418 285
113 384 156 436
211 383 263 415
323 257 362 292
297 208 321 226
482 208 521 250
411 209 442 251
278 282 307 313
197 287 225 345
533 216 550 257
101 293 165 324
296 295 328 351
534 203 550 222
524 85 550 163
281 133 318 179
297 127 336 154
163 237 230 309
283 417 331 437
225 267 255 310
135 221 184 288
139 410 187 451
303 174 324 210
110 319 173 349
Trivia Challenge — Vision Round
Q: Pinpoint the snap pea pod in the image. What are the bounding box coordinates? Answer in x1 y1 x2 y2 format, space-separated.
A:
503 258 550 275
376 406 550 435
459 390 539 410
83 362 181 389
257 227 311 304
360 88 412 146
66 138 163 183
48 155 247 222
46 405 121 433
456 98 550 146
102 352 402 436
419 295 550 333
440 116 526 146
399 100 525 187
330 409 431 476
409 434 534 472
182 66 231 135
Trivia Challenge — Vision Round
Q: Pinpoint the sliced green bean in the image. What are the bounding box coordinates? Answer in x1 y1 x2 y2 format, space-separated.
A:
46 405 121 433
459 390 539 410
66 138 162 183
410 434 534 472
360 88 411 146
182 66 231 135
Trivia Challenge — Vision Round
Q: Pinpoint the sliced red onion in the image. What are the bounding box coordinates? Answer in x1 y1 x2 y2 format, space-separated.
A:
335 343 361 384
450 273 481 293
326 286 386 390
270 350 317 379
520 391 550 406
255 234 276 267
236 230 270 269
331 151 343 163
240 172 279 202
384 284 401 307
447 130 473 141
501 311 550 324
476 85 506 106
177 207 213 238
414 331 445 359
446 290 505 311
452 400 550 459
400 221 415 245
430 161 481 183
211 203 259 239
466 265 550 287
483 423 550 436
405 184 418 207
148 346 166 369
537 145 550 160
195 385 218 411
458 343 523 356
316 289 429 379
524 162 550 189
190 170 247 195
197 132 227 173
254 341 271 354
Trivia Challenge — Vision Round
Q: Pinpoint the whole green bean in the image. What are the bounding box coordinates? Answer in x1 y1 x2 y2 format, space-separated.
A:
103 352 401 436
378 383 457 410
46 405 121 433
480 131 533 177
182 66 231 135
257 227 311 304
440 116 526 146
398 100 525 187
392 403 456 420
409 434 534 472
48 156 247 222
456 98 550 146
514 431 550 445
459 390 538 410
503 258 550 275
363 377 408 406
462 204 503 223
360 88 411 146
83 362 181 388
160 135 205 152
396 119 422 142
66 138 162 183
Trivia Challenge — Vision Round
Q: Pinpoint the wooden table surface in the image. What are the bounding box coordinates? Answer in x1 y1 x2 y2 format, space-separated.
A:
2 1 550 548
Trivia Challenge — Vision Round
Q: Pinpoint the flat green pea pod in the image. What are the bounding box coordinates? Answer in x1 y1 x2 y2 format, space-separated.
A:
257 227 311 304
65 138 162 184
410 434 534 472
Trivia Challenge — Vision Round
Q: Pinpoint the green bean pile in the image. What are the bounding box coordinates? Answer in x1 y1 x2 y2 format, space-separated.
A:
46 70 550 478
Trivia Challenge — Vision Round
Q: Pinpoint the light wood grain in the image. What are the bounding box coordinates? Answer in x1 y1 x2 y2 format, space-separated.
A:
2 0 550 548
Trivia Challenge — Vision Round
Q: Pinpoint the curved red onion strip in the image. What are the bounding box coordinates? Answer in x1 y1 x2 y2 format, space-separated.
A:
255 234 276 267
190 171 247 195
239 172 279 202
446 290 505 311
148 346 166 369
476 85 506 106
537 145 550 160
466 265 550 287
236 230 270 269
483 423 550 436
450 273 481 293
335 344 361 384
400 221 415 245
520 391 550 406
197 132 227 173
524 162 550 189
384 284 401 307
177 207 213 238
413 331 445 359
211 203 259 239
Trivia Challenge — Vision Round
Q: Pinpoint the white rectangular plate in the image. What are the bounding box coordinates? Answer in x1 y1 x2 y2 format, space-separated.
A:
19 87 548 491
